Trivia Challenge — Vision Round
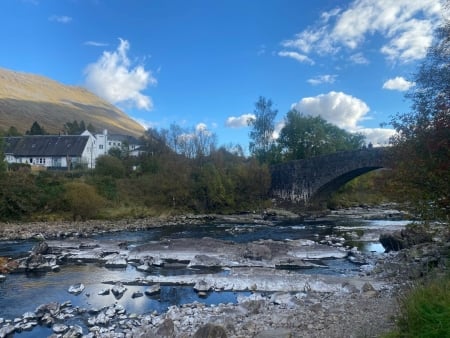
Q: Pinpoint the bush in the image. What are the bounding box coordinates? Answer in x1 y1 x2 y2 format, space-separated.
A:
64 182 105 220
94 155 126 179
386 275 450 338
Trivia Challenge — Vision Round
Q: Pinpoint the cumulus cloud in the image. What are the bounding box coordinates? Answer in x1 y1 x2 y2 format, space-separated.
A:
280 0 442 63
278 51 314 65
49 15 72 23
383 76 415 91
84 38 157 110
357 127 396 146
291 91 370 130
307 74 337 85
225 114 256 128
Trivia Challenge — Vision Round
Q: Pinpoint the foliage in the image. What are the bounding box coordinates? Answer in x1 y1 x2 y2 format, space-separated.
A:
278 110 365 161
0 171 40 220
4 126 21 136
94 155 126 179
385 275 450 338
248 96 278 163
63 120 96 135
25 121 48 135
389 20 450 221
63 181 105 220
328 170 391 208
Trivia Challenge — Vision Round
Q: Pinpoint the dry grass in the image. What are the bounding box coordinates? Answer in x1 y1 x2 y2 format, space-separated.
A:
0 67 145 136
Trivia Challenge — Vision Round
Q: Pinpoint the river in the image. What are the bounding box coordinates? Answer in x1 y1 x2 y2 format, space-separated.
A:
0 211 409 337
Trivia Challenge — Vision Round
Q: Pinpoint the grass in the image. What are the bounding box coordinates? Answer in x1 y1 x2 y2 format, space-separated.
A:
385 273 450 338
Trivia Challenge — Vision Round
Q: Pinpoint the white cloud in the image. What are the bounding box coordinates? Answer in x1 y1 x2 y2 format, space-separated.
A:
84 41 109 47
383 76 415 91
280 0 442 63
273 120 285 139
84 38 157 110
225 114 256 128
357 127 397 146
349 52 369 64
291 91 370 131
278 51 314 65
49 15 72 23
307 74 337 85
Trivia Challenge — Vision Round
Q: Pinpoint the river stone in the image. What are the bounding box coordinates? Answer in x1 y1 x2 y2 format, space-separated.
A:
193 323 227 338
0 324 15 337
111 282 127 298
31 241 49 255
194 279 212 293
68 283 85 295
98 288 110 295
104 254 128 268
155 318 175 338
52 323 69 334
189 254 222 268
243 243 272 260
132 291 144 298
0 275 5 282
145 284 161 296
62 324 83 338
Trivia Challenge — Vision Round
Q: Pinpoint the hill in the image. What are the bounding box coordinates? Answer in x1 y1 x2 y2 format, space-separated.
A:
0 68 146 137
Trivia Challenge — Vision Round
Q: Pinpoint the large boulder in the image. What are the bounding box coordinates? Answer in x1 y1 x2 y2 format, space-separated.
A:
380 227 433 252
193 323 227 338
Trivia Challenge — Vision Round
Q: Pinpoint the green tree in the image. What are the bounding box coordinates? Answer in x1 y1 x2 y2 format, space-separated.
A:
278 110 365 160
5 126 21 136
248 96 278 163
26 121 47 135
94 155 126 179
389 20 450 220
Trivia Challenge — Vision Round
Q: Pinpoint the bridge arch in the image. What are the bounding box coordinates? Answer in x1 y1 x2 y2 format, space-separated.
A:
270 148 389 208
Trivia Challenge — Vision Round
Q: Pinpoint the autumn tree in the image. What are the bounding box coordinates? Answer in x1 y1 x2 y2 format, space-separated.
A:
389 20 450 220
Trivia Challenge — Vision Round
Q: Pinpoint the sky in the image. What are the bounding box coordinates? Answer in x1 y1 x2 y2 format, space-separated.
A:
0 0 447 151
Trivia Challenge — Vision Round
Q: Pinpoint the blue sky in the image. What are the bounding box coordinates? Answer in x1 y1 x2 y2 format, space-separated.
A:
0 0 446 150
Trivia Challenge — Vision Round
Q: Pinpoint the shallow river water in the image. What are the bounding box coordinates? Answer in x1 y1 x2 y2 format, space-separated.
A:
0 216 409 337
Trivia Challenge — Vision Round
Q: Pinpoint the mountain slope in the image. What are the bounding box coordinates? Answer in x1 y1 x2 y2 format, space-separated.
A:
0 68 146 137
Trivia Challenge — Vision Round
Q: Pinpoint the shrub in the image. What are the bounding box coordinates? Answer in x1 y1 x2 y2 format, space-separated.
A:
94 155 126 179
64 182 105 220
386 275 450 338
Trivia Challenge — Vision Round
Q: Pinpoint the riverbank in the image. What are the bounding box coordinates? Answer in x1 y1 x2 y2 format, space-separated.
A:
0 205 446 338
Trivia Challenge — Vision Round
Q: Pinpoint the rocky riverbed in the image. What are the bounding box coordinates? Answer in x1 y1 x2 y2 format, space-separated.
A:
0 206 447 338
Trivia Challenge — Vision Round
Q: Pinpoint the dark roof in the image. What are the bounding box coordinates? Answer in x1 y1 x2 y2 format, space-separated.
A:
3 135 89 157
108 134 142 145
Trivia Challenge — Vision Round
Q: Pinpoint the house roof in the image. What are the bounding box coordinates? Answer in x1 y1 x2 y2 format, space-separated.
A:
3 135 89 157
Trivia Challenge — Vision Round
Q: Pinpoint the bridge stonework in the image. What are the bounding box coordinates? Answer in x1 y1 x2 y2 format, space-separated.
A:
270 148 388 207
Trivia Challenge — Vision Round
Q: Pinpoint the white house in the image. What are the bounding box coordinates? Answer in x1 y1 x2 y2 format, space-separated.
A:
4 130 143 170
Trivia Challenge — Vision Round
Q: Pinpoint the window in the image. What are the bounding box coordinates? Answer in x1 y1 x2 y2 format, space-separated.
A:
99 144 104 149
39 158 46 164
29 158 32 163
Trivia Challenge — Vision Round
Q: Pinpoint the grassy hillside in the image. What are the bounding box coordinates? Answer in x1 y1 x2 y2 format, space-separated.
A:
0 68 145 137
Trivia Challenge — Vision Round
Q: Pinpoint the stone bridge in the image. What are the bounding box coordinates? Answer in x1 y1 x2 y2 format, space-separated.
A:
270 148 389 208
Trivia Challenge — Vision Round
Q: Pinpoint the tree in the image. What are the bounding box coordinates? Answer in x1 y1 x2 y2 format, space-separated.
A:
94 155 126 179
389 20 450 220
278 110 365 160
248 96 278 163
26 121 47 135
63 182 105 220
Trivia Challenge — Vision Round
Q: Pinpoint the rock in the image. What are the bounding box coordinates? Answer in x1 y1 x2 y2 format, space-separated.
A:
0 275 5 282
361 282 376 293
104 254 128 268
189 254 222 268
31 241 49 255
35 302 61 317
111 282 127 298
194 279 211 293
193 323 227 338
98 288 110 295
155 318 175 338
62 325 83 338
132 291 144 298
145 284 161 296
52 323 69 334
0 324 15 338
68 283 85 295
243 243 272 261
380 227 432 252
